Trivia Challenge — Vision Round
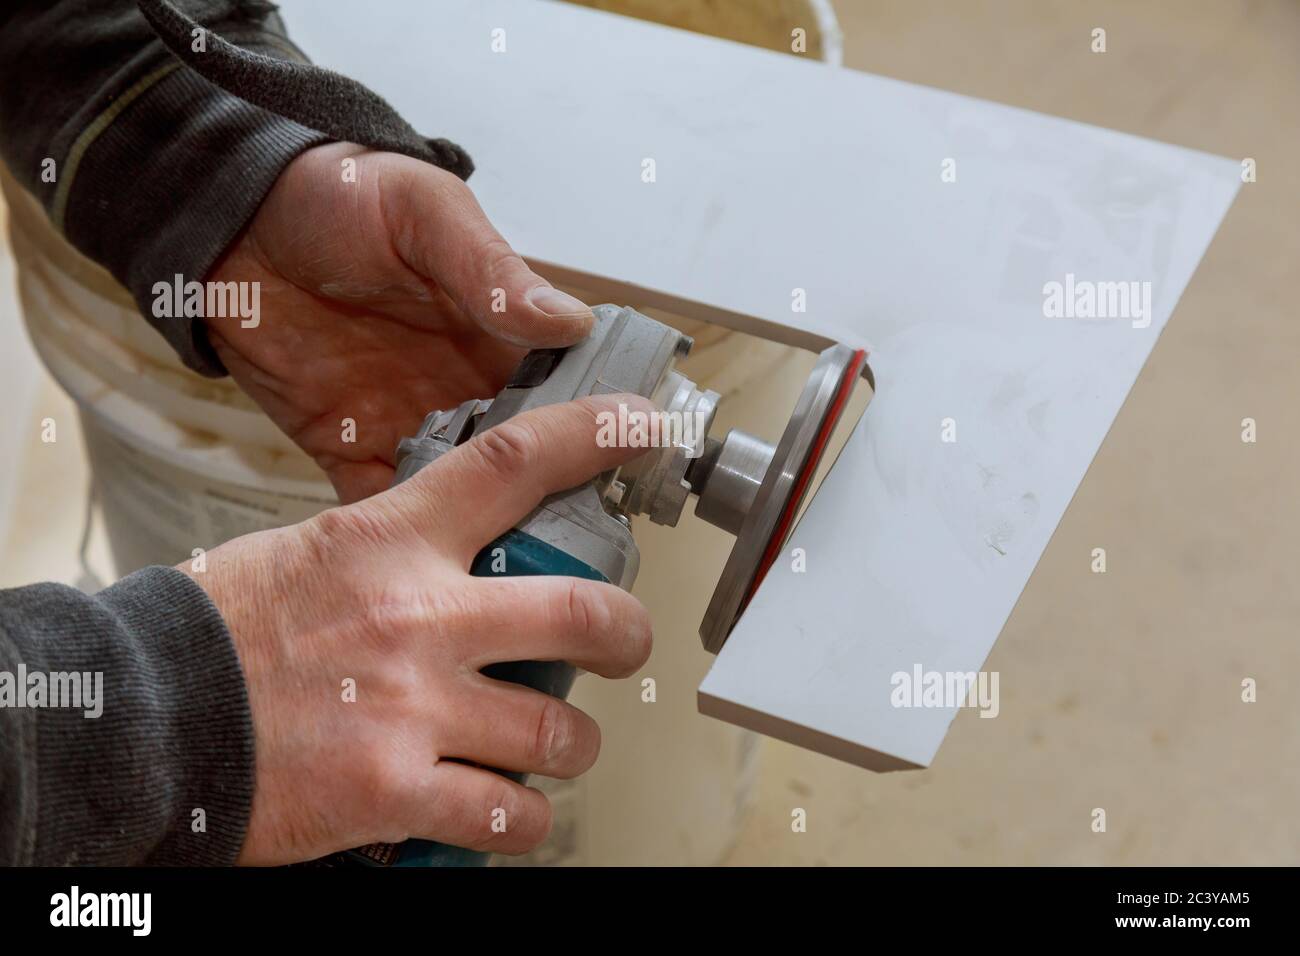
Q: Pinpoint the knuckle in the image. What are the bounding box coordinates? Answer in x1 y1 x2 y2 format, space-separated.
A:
392 159 462 213
575 394 629 432
357 594 412 638
492 783 528 830
309 502 400 554
429 585 485 650
381 160 475 278
356 737 411 801
527 696 572 771
350 583 433 655
424 162 470 200
562 579 592 636
473 787 551 855
376 663 431 722
561 579 608 640
393 458 450 510
356 608 408 657
469 420 542 477
496 790 548 858
378 763 417 810
357 583 478 670
308 504 354 545
479 236 522 284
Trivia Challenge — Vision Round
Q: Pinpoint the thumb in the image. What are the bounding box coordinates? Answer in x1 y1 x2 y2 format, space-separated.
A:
390 159 595 347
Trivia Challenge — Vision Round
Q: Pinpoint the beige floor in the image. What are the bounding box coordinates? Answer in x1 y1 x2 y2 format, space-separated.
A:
0 1 1295 867
722 0 1299 865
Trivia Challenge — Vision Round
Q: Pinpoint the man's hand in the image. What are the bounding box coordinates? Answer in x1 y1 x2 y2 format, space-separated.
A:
206 142 596 504
184 394 655 865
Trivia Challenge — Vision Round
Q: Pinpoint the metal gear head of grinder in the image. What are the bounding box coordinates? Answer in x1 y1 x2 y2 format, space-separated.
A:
338 304 867 867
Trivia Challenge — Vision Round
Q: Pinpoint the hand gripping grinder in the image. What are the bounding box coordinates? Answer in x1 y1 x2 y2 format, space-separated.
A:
337 304 867 866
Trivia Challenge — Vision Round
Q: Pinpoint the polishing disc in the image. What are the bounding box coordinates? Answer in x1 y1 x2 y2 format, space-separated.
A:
699 344 868 654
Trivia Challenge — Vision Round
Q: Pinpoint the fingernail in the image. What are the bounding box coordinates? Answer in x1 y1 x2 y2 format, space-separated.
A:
526 286 592 319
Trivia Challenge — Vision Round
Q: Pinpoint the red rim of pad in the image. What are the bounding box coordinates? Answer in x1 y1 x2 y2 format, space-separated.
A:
740 348 868 613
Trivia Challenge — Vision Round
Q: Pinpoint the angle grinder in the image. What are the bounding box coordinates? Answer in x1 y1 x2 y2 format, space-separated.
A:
336 304 867 866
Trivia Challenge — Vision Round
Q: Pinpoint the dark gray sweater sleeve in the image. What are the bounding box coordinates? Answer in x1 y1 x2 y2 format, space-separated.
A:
0 0 471 376
0 1 472 865
0 567 254 865
0 0 329 375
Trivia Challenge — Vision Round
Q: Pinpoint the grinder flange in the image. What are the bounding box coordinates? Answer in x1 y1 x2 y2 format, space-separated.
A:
697 344 868 653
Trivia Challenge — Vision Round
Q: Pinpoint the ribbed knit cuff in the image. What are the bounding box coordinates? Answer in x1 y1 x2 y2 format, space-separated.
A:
0 566 254 865
60 55 330 377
